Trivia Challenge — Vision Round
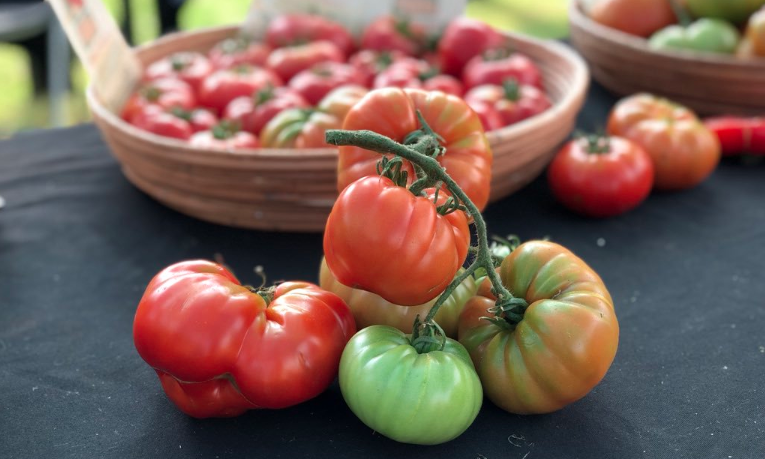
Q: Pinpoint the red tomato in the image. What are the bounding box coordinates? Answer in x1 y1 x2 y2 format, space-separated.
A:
315 85 369 123
144 52 213 93
131 106 193 140
372 58 428 89
190 122 260 149
360 16 428 56
289 62 367 105
121 78 196 123
224 86 308 136
438 18 506 76
266 14 355 56
464 79 551 126
586 0 676 37
348 49 407 86
198 66 282 115
462 50 543 90
260 108 342 148
266 40 345 82
422 74 464 97
547 135 654 217
324 175 470 306
208 37 271 69
133 260 356 417
467 100 504 132
704 116 765 155
183 108 219 133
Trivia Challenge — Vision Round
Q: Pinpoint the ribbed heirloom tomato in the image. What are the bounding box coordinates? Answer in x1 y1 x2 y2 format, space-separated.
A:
458 240 620 414
337 87 493 211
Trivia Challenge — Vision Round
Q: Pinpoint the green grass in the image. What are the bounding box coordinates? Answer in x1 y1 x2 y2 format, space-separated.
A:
0 0 568 137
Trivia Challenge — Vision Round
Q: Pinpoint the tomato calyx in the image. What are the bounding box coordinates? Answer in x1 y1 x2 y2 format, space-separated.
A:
253 85 276 106
502 78 520 102
578 133 612 154
483 296 529 331
219 36 250 55
141 86 162 102
481 46 514 62
211 120 240 140
410 315 447 353
170 56 189 71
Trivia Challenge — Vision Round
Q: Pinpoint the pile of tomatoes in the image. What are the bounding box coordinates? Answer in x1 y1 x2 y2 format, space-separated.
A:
120 14 552 149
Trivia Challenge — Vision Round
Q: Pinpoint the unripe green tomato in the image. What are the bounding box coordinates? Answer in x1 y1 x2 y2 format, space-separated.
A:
649 19 740 54
339 325 483 445
684 0 765 24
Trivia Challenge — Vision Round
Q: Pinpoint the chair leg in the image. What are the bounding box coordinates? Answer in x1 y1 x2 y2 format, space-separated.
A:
47 17 70 127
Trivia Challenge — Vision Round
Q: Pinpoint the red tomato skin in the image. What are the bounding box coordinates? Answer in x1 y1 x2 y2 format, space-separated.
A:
438 18 506 76
224 87 309 136
121 78 196 123
208 39 271 70
422 75 464 97
145 52 213 93
464 83 551 126
462 53 543 90
131 107 193 140
189 130 259 149
266 40 345 82
547 136 655 217
587 0 676 37
187 109 219 133
704 116 765 155
466 100 505 132
348 49 407 86
266 14 355 56
198 66 283 115
323 176 470 306
289 62 367 105
360 16 427 56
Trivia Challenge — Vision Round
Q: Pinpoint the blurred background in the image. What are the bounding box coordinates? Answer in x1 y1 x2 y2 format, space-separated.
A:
0 0 568 137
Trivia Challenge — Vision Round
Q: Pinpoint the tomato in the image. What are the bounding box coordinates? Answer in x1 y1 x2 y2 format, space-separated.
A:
649 19 741 54
337 87 493 211
360 16 428 57
348 49 406 86
288 62 366 105
547 135 654 217
464 80 551 127
422 74 464 97
585 0 676 37
259 108 341 148
208 37 271 69
319 257 479 337
704 116 765 155
266 14 355 56
131 106 193 140
438 17 506 77
121 78 196 123
339 325 482 445
133 260 356 417
607 93 721 190
266 40 345 82
223 86 308 136
324 176 469 306
462 50 543 90
744 6 765 55
372 58 427 89
144 52 213 93
315 85 368 123
467 100 505 132
458 240 619 414
683 0 765 24
189 122 259 149
198 65 283 115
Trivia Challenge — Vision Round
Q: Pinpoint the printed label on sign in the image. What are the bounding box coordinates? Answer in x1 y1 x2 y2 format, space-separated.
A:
242 0 465 37
48 0 141 113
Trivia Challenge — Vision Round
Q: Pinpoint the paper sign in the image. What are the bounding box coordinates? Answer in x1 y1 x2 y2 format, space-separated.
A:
48 0 141 113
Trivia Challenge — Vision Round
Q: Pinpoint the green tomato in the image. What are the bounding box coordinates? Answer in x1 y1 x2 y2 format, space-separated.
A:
649 19 741 54
685 0 765 24
339 325 483 445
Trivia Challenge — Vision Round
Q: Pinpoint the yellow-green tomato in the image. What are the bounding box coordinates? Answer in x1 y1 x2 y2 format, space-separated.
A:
339 325 483 445
649 19 741 54
684 0 765 24
319 257 479 337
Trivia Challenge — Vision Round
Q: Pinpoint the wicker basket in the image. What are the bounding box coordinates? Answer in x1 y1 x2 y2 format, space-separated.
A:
569 1 765 116
88 25 588 232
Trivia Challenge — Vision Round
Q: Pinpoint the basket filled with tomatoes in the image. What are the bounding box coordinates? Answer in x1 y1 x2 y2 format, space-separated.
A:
570 0 765 115
87 13 588 232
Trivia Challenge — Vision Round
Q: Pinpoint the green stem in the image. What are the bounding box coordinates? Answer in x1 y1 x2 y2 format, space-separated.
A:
668 0 692 27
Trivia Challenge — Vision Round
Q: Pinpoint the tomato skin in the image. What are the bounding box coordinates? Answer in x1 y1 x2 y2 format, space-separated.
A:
548 136 654 217
189 127 259 150
348 49 406 86
145 52 213 93
266 14 355 56
607 94 721 190
586 0 676 37
315 85 368 123
131 107 193 140
198 66 283 115
464 82 551 126
288 62 367 105
745 7 765 55
260 108 341 148
208 38 271 70
339 325 482 445
462 52 543 90
319 258 479 337
223 87 309 136
458 240 619 415
360 15 427 57
337 87 493 211
133 260 356 417
266 40 345 82
372 58 428 89
438 17 506 77
185 108 219 133
467 100 505 132
422 74 464 97
121 78 196 123
684 0 765 24
324 176 470 306
704 116 765 155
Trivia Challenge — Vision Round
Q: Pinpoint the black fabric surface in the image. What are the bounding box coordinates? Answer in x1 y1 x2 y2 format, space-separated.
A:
2 83 764 459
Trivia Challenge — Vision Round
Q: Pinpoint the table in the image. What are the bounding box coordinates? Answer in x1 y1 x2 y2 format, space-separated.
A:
1 82 764 459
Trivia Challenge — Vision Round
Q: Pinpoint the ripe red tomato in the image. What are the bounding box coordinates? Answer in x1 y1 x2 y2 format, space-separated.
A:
131 106 193 140
372 58 427 89
223 86 308 136
208 37 271 70
607 94 721 190
190 122 259 149
260 108 341 148
121 78 196 123
198 66 283 115
348 49 406 86
422 74 464 97
438 17 506 76
288 62 367 105
704 116 765 155
324 175 470 306
464 79 551 126
586 0 676 37
315 85 369 123
266 40 345 82
547 135 654 217
337 87 493 211
144 52 213 93
266 14 355 56
466 100 504 132
360 16 428 56
462 50 543 90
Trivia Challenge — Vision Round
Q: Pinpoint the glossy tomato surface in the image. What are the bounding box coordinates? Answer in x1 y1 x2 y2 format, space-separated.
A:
266 40 345 82
438 17 506 76
198 66 283 115
586 0 676 37
464 81 551 126
266 14 355 56
223 87 308 136
462 52 543 90
259 108 341 148
121 78 196 123
144 51 213 92
288 62 366 105
360 15 427 56
208 38 271 69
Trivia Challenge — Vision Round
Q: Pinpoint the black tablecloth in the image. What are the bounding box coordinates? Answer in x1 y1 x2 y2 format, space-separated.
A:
2 82 764 459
